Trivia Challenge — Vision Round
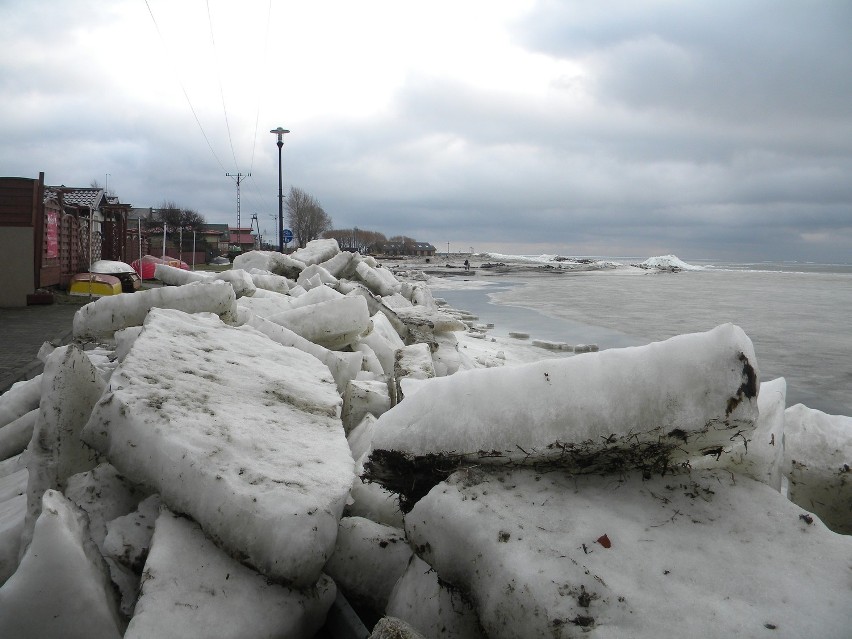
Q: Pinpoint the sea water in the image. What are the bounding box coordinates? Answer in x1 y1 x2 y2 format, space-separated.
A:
433 260 852 417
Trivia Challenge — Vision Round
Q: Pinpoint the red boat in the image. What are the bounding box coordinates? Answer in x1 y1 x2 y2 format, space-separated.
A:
132 255 190 280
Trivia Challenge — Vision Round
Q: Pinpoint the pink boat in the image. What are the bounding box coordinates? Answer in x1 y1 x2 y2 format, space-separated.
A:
131 255 190 280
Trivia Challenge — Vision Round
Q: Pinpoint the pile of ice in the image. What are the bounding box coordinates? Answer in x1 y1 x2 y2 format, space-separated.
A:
633 254 705 271
0 238 849 638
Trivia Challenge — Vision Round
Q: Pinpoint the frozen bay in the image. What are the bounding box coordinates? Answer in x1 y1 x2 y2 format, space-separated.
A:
434 264 852 416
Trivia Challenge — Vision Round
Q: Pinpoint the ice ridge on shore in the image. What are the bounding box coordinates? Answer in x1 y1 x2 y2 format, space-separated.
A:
0 238 848 638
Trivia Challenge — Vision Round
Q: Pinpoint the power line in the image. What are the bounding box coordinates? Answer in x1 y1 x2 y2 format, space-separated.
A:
143 0 228 174
249 0 273 176
206 0 240 172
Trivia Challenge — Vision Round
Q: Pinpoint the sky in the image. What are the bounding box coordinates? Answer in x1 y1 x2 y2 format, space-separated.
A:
1 0 851 262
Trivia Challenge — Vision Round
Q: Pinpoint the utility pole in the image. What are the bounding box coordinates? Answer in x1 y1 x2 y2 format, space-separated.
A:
225 172 250 237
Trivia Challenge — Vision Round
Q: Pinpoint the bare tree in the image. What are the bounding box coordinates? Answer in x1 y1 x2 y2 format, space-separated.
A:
90 179 115 198
145 201 206 232
389 235 417 255
287 187 332 248
323 228 386 253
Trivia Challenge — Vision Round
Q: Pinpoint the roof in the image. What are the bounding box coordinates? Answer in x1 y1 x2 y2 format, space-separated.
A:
381 241 436 251
46 186 107 209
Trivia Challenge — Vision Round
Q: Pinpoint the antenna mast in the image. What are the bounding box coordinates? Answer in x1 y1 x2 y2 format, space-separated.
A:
225 172 250 233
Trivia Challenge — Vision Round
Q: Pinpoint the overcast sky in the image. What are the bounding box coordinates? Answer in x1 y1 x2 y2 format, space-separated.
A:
2 1 850 261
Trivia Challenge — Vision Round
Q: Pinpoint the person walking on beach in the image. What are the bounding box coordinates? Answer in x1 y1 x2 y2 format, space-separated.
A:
464 259 470 271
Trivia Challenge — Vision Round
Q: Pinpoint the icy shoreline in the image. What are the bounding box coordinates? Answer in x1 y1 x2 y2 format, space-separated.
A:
0 242 849 638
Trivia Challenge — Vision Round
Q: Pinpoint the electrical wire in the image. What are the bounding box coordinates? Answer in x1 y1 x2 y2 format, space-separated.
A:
143 0 228 174
248 0 273 176
206 0 240 173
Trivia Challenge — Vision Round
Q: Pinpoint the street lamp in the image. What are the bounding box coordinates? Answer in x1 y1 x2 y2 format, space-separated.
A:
270 126 290 252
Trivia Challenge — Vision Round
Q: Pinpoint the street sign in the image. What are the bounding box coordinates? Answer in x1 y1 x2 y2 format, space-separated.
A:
283 228 293 244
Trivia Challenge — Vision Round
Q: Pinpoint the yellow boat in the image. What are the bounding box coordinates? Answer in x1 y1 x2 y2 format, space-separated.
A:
69 272 122 297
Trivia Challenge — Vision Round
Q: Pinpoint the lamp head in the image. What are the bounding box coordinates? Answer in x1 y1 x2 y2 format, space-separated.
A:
270 127 290 143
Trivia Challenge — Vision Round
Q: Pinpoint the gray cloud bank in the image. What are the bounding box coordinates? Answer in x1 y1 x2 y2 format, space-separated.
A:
1 0 850 261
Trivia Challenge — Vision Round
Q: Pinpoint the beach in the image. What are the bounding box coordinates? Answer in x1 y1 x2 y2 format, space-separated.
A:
414 254 852 418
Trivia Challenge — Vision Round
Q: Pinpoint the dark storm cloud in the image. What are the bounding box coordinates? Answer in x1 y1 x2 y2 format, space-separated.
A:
1 0 850 261
516 0 852 119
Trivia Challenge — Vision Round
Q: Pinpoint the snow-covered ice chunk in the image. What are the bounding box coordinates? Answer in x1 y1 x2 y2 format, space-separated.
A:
634 254 703 271
319 249 360 279
291 238 341 266
356 261 402 296
153 263 208 286
233 250 305 278
431 332 464 377
386 555 485 639
405 467 852 639
382 293 414 310
287 282 344 308
248 269 291 293
325 517 412 614
198 268 259 297
125 508 335 639
0 408 37 462
346 476 405 529
406 282 438 309
81 308 355 586
693 377 786 490
268 295 370 350
354 342 385 376
64 463 150 551
245 313 363 392
236 288 297 318
0 468 26 504
288 283 307 297
0 375 42 430
342 380 391 433
395 343 435 381
0 490 124 639
73 280 236 338
394 343 435 401
0 494 25 584
297 263 339 289
784 403 852 534
394 306 467 333
23 344 104 551
104 494 161 573
0 469 27 583
368 324 759 504
358 311 406 375
346 417 404 528
532 339 571 351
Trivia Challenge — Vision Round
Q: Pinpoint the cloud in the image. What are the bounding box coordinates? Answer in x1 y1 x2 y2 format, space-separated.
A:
0 0 850 262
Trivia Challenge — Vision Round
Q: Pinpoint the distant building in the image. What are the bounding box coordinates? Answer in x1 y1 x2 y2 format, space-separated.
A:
228 227 256 255
377 241 436 257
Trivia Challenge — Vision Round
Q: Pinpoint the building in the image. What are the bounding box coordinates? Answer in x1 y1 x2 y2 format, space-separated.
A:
0 173 132 305
377 241 436 257
228 227 257 256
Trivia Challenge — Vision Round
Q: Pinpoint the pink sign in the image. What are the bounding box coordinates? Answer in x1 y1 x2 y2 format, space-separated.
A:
45 210 59 258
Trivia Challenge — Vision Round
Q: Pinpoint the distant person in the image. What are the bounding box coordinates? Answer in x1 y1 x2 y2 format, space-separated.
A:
464 259 470 271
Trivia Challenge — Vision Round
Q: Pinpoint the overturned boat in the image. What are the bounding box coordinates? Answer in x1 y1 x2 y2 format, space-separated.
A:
69 260 141 297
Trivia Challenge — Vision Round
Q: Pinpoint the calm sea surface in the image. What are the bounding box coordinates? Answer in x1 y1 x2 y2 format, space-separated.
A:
432 262 852 417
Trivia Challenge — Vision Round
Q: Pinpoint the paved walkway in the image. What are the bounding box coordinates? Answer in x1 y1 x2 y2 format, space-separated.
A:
0 295 85 393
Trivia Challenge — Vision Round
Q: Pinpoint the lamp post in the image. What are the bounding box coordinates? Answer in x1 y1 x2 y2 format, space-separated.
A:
270 126 290 252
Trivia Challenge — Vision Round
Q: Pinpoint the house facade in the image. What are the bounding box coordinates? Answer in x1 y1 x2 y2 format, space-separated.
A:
0 173 134 305
377 241 436 257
